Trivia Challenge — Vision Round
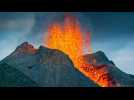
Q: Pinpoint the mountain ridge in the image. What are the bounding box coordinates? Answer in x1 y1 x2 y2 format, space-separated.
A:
0 42 98 87
83 51 134 87
0 62 38 87
1 42 134 87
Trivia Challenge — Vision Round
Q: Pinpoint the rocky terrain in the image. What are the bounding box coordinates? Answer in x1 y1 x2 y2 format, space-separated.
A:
0 42 134 87
0 42 97 87
83 51 134 86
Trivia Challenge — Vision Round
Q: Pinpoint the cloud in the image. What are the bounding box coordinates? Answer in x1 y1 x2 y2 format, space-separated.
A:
0 13 36 60
0 32 20 60
111 41 134 74
0 13 35 35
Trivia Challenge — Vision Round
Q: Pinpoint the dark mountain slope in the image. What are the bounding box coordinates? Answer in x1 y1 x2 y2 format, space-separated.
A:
0 63 38 87
1 42 98 87
83 51 134 86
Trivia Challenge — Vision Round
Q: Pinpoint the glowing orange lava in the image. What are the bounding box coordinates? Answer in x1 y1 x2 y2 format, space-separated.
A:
44 15 115 87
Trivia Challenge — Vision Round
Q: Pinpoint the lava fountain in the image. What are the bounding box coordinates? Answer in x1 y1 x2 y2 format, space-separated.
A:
44 15 115 87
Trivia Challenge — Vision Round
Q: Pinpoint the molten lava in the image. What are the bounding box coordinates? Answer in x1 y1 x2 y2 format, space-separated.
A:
44 15 115 87
46 15 83 67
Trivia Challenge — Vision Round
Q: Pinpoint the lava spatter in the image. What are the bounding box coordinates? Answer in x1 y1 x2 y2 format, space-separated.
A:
44 15 117 87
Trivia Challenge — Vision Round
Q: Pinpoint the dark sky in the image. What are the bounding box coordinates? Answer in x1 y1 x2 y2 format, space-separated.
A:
0 12 134 74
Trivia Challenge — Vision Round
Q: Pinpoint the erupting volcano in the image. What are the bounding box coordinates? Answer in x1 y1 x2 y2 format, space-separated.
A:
1 13 134 87
0 12 134 87
44 15 117 87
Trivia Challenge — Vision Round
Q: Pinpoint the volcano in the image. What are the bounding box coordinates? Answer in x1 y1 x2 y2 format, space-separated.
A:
44 15 120 87
0 42 98 87
0 42 134 87
0 14 133 87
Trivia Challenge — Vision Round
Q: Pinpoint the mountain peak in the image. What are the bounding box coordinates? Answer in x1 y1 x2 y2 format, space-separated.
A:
95 50 105 54
83 50 110 65
93 51 106 57
38 45 48 51
18 42 34 48
15 42 37 54
37 45 53 54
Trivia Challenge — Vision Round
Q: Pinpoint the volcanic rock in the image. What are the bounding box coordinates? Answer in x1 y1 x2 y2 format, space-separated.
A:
0 63 38 87
1 42 98 87
83 51 134 87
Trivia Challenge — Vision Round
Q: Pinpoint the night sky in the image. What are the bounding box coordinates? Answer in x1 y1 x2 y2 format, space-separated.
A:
0 12 134 74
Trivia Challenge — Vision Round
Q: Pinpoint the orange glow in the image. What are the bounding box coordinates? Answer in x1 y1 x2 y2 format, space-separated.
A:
46 15 83 66
44 15 116 87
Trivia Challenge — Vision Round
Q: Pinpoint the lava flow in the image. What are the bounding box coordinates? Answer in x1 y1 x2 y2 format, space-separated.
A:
44 15 116 87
